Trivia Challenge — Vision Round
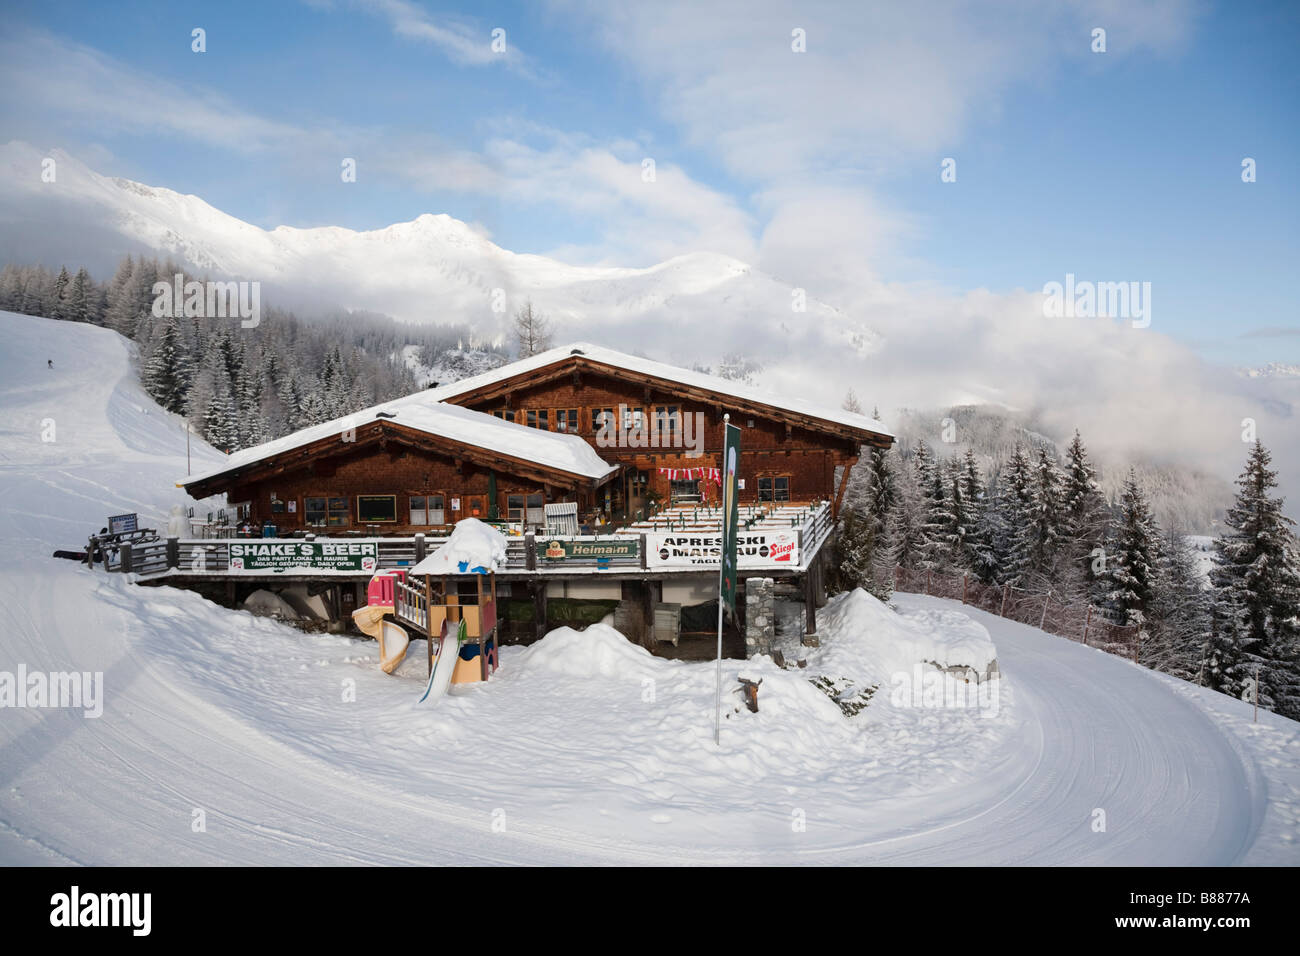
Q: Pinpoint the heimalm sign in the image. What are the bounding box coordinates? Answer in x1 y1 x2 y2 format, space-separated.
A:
228 541 379 573
541 539 638 561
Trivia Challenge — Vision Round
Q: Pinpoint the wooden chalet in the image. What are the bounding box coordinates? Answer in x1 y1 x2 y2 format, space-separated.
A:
154 350 894 655
179 400 618 534
426 343 894 520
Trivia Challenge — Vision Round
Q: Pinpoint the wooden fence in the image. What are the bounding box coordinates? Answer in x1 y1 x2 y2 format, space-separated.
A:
891 566 1143 663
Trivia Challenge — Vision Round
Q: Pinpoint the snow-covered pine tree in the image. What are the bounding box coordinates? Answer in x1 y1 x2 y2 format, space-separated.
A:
935 456 970 570
865 408 896 538
51 267 70 321
1061 430 1110 602
839 509 892 601
913 441 950 570
67 268 92 324
957 448 995 578
1145 528 1211 682
889 453 927 571
1206 441 1300 717
1015 447 1067 590
142 314 192 414
1105 469 1162 629
996 442 1035 583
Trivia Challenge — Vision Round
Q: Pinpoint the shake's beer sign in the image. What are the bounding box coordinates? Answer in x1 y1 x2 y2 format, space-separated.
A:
645 531 798 568
228 541 378 572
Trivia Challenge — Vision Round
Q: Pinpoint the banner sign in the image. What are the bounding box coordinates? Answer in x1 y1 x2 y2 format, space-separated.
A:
228 541 378 573
645 530 798 569
719 422 741 613
541 539 639 561
108 513 138 534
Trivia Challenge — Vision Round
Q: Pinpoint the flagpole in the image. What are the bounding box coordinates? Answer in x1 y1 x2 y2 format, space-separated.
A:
714 414 729 745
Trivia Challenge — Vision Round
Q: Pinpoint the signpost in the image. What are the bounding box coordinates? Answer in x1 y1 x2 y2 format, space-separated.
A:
228 540 378 573
715 415 740 745
108 513 138 535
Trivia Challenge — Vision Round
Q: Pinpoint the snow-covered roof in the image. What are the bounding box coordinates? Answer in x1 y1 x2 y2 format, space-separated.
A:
181 396 618 488
426 343 894 438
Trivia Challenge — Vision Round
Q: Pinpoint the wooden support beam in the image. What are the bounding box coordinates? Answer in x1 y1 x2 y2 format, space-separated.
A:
533 581 548 643
831 455 858 520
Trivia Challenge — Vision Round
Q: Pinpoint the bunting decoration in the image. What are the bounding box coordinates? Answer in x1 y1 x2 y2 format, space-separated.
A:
657 466 722 484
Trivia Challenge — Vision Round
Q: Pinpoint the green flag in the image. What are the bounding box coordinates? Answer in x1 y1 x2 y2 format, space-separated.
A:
719 421 741 614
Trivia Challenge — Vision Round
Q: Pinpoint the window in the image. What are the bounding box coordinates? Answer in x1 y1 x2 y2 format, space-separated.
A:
555 408 579 433
328 497 350 526
525 493 544 527
508 493 546 526
306 496 349 527
622 406 644 430
305 496 326 527
655 405 681 437
491 409 516 423
410 494 445 525
670 478 701 502
271 498 285 514
526 409 549 430
629 470 649 495
758 476 790 502
591 407 614 432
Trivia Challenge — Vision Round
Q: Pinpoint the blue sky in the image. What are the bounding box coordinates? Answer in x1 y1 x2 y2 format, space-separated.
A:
2 0 1297 366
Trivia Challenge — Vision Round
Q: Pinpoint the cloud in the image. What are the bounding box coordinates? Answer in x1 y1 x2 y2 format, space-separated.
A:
346 0 535 74
566 0 1201 182
376 127 759 265
0 29 309 155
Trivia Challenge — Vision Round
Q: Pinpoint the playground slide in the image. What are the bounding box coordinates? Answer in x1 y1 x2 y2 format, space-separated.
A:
351 604 410 674
418 622 457 704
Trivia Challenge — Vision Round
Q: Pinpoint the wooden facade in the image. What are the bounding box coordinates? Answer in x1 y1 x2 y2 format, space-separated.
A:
181 346 894 531
432 349 893 520
181 419 616 535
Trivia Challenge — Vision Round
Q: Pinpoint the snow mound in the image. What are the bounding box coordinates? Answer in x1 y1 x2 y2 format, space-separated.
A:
411 518 507 575
512 623 665 681
815 588 998 680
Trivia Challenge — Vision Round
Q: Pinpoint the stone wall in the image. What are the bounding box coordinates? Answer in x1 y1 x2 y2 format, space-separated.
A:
744 576 775 657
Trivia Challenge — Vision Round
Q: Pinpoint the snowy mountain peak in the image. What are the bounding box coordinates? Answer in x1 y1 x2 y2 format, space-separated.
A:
0 141 882 394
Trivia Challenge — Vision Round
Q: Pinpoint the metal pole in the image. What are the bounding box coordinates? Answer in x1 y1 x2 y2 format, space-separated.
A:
714 414 729 746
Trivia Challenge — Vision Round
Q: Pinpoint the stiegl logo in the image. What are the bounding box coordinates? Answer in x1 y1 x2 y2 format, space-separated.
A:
50 886 151 936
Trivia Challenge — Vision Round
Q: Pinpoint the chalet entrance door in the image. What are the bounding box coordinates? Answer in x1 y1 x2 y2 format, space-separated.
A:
464 495 487 519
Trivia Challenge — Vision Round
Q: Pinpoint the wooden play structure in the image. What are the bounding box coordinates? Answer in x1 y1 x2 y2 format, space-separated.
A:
352 563 500 694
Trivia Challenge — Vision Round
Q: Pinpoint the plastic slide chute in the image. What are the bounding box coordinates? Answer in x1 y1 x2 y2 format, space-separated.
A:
351 603 410 674
418 619 462 704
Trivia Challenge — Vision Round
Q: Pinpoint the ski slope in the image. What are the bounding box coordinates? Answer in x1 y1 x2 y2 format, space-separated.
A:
1 312 1296 865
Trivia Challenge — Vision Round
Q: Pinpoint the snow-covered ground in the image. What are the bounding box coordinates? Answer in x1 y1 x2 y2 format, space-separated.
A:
1 312 1295 865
